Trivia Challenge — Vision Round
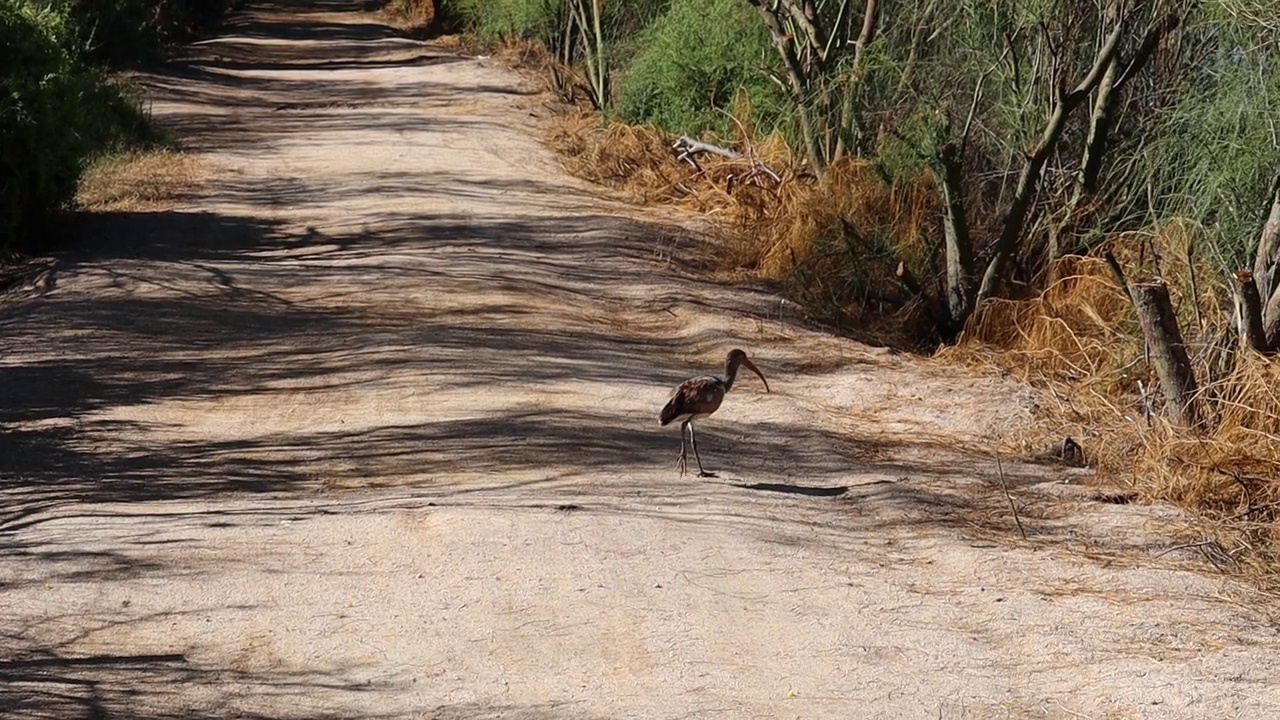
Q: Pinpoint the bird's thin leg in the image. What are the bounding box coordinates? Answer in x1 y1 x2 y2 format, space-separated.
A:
689 422 716 478
676 420 690 476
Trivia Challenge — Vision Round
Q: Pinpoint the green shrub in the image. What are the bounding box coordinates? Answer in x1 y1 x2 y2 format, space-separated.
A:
47 0 164 62
444 0 559 41
613 0 783 138
438 0 665 61
0 0 151 252
0 0 235 252
24 0 234 65
1145 7 1280 268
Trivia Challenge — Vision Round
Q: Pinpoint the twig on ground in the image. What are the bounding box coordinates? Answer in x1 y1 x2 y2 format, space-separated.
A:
1153 540 1218 558
995 454 1028 540
1153 539 1234 571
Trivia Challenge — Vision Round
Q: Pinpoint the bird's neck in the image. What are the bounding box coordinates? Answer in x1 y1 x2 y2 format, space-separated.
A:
723 359 740 392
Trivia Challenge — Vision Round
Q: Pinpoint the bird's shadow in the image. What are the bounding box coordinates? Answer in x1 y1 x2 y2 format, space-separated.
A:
734 482 849 498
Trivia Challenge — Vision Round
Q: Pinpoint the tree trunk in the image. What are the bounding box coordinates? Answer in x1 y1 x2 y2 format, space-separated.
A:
1252 175 1280 346
566 0 608 110
1130 278 1201 429
937 142 972 333
1232 270 1270 352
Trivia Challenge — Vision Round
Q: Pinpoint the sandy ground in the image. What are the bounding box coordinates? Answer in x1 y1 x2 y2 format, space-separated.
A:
3 2 1280 718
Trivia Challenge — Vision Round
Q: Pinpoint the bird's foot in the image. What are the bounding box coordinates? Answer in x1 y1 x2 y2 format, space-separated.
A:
675 453 688 476
697 471 718 479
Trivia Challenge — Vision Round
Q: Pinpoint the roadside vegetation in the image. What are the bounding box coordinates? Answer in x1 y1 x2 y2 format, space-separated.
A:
423 0 1280 583
0 0 234 254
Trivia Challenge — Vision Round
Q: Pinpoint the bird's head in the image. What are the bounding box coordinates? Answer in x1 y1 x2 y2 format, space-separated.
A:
727 348 770 393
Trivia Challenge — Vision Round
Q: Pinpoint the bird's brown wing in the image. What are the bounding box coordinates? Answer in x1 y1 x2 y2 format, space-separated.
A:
659 376 726 426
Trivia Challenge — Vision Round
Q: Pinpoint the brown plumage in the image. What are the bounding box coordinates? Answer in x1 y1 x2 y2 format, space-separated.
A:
659 349 770 477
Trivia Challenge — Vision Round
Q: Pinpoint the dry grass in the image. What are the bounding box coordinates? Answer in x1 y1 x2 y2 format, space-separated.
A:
748 158 937 276
544 112 803 278
544 112 785 211
545 110 940 344
76 149 211 212
378 0 436 35
942 236 1280 586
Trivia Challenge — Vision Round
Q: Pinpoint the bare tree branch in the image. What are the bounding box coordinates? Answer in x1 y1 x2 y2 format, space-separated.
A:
778 0 826 62
834 0 881 161
749 0 825 171
975 14 1128 307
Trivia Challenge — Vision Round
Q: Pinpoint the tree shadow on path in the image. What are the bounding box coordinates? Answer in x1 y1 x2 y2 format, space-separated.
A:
0 1 1100 716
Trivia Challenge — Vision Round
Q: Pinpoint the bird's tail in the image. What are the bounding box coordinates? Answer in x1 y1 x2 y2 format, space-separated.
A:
658 398 681 427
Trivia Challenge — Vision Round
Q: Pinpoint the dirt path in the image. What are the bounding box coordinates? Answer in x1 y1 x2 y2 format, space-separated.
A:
2 2 1279 718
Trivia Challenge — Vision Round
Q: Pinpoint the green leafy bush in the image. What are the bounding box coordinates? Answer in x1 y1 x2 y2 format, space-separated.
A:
31 0 235 64
613 0 783 138
0 0 236 252
0 0 152 251
444 0 559 41
1145 8 1280 267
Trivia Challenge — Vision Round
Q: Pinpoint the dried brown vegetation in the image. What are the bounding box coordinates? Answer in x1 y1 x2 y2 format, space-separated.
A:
948 241 1280 584
379 0 436 34
545 111 939 345
76 150 211 212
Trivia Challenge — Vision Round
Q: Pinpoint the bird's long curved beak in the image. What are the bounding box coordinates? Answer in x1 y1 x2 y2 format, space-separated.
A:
742 357 770 393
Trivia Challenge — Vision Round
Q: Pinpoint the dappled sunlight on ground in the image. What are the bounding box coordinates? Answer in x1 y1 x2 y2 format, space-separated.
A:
3 1 1279 718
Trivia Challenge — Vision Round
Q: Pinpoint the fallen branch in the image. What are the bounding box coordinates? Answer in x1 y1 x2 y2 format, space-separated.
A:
1153 540 1219 559
674 135 740 162
672 136 782 184
1153 540 1233 571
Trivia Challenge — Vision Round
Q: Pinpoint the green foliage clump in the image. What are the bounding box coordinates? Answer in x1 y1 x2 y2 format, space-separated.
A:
614 0 783 138
0 0 156 252
444 0 560 41
34 0 236 65
1146 8 1280 268
439 0 661 52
